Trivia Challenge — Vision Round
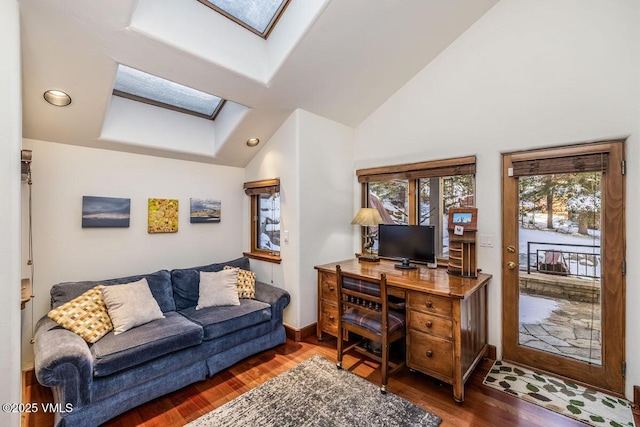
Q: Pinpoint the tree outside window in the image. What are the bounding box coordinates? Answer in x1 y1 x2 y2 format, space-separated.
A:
257 193 280 252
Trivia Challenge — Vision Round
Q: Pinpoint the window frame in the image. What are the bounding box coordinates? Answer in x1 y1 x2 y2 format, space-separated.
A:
196 0 291 39
243 178 282 264
112 64 226 120
356 156 476 264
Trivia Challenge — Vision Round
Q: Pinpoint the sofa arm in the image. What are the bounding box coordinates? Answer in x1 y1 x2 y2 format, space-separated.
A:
255 281 290 315
34 317 94 408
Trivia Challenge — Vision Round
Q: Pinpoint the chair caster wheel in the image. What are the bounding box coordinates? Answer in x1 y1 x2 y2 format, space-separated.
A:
380 385 387 394
336 363 342 370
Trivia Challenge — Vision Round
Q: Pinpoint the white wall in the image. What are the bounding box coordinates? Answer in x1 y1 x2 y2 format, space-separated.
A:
298 110 354 327
245 109 354 329
20 139 246 368
0 1 22 425
354 0 640 398
245 112 298 326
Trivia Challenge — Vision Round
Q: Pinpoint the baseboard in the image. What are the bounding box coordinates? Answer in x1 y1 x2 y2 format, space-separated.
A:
284 323 316 342
486 344 497 360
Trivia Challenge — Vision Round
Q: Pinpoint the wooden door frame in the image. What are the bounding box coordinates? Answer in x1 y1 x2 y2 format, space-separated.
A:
501 140 626 395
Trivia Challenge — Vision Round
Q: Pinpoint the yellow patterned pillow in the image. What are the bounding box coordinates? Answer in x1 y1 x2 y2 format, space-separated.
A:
223 266 256 299
48 286 113 343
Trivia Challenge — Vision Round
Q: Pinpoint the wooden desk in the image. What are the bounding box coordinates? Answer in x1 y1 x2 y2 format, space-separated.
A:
314 258 491 402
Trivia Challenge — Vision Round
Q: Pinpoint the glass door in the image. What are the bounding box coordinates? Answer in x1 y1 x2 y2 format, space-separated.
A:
502 141 625 394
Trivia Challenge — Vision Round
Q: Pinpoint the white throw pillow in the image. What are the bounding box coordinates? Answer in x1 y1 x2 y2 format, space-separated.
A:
101 278 165 334
197 269 240 309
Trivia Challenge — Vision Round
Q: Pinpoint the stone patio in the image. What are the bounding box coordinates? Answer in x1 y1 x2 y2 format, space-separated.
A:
519 292 602 365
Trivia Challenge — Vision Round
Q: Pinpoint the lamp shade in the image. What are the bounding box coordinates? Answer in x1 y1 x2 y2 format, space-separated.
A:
351 208 384 226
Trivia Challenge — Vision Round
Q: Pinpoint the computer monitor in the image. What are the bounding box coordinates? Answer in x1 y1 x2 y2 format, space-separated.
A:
378 224 436 269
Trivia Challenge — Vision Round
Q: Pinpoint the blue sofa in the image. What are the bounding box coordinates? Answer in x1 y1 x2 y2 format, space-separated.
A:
33 257 290 427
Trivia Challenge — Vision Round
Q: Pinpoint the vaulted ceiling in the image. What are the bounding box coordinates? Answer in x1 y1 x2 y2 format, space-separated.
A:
19 0 498 167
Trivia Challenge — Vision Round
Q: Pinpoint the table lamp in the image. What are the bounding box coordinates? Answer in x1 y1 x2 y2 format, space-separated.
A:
351 208 385 262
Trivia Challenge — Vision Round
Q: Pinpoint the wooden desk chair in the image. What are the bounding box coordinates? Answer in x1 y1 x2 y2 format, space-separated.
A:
335 265 406 393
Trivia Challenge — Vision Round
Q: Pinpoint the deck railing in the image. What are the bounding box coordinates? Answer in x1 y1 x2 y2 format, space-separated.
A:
525 241 601 278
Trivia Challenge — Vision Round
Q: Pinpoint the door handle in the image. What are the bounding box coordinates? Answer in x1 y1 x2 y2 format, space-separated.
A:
507 262 517 270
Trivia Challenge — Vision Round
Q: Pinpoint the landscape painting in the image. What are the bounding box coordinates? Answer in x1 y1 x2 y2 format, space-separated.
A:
452 212 473 225
190 198 221 223
148 198 179 233
82 196 130 228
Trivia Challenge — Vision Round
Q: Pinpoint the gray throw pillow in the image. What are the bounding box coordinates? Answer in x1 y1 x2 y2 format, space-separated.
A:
196 269 240 309
101 278 165 334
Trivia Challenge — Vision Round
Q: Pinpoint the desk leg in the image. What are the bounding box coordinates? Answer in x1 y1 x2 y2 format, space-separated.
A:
452 300 464 403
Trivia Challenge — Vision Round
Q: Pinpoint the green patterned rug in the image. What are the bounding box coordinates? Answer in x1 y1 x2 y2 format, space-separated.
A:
483 360 635 427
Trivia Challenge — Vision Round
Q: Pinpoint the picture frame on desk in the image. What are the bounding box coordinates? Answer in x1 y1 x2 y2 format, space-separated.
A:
448 207 477 231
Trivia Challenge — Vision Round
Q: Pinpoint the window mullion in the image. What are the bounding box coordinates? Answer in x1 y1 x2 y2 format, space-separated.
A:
409 180 417 225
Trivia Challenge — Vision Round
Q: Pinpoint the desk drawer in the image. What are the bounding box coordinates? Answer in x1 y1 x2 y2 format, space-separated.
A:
319 272 338 300
408 329 453 379
409 310 452 339
408 292 452 317
320 300 339 337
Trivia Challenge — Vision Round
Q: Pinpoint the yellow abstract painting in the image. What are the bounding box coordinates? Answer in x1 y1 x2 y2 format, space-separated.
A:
148 198 179 233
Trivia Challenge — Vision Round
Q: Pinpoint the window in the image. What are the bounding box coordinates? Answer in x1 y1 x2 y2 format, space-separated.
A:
197 0 291 38
244 178 281 263
112 64 225 120
357 156 475 261
368 179 409 225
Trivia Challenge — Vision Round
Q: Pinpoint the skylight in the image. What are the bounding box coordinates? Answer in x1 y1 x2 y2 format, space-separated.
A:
197 0 290 38
112 64 225 120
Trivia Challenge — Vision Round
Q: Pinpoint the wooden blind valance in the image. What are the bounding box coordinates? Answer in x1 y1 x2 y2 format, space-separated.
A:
510 153 609 177
509 142 619 177
356 156 476 183
244 178 280 195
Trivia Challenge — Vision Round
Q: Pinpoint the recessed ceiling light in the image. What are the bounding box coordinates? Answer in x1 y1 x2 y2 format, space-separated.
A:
43 90 72 107
246 138 260 147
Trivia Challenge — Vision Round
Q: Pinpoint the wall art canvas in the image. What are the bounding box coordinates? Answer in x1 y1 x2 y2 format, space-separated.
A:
82 196 130 228
190 198 221 223
148 198 179 233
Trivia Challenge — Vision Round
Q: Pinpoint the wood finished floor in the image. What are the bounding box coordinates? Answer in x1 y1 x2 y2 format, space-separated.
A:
22 336 638 427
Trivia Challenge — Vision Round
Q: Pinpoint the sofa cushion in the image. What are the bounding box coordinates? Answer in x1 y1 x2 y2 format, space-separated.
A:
223 266 256 299
197 269 240 309
91 312 203 377
47 285 113 343
101 278 165 334
171 257 250 311
179 298 271 341
51 269 175 313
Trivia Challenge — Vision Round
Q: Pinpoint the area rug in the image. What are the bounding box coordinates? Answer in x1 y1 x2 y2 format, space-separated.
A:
483 360 635 427
185 355 441 427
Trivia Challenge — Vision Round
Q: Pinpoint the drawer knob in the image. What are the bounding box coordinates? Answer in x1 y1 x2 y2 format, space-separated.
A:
329 286 335 291
329 315 334 320
426 301 433 308
426 351 433 358
426 321 433 328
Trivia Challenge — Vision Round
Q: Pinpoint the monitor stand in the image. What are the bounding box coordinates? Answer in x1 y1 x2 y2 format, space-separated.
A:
394 258 417 270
